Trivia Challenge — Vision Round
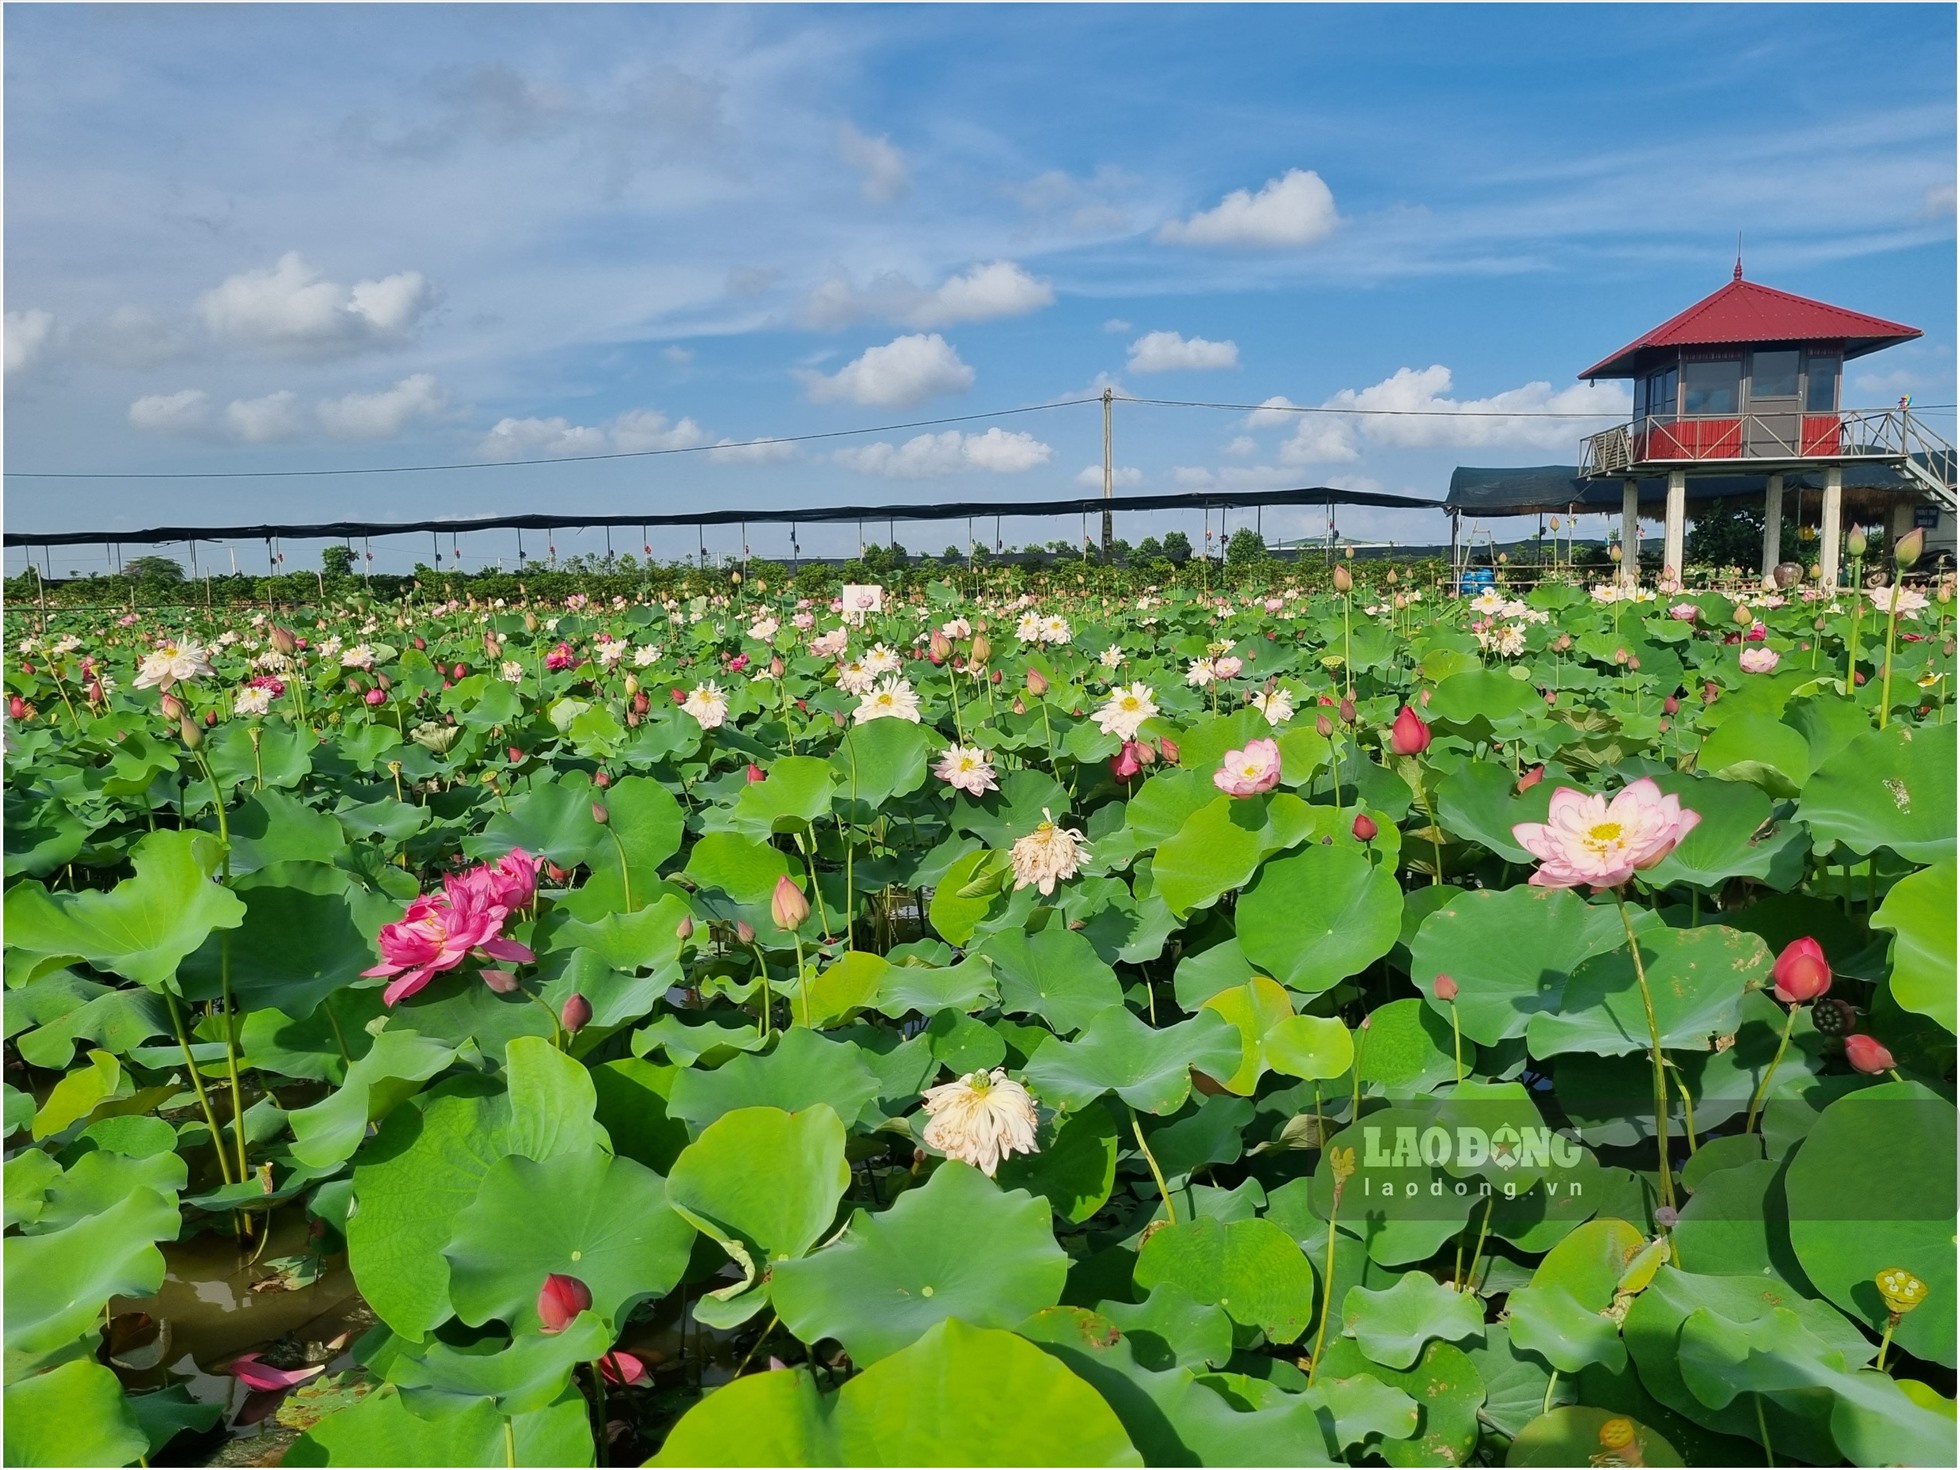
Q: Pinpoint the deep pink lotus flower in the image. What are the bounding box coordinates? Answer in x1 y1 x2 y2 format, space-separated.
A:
1389 705 1432 756
475 848 541 911
538 1273 592 1334
1213 737 1282 797
599 1349 650 1387
1511 778 1700 891
1844 1033 1895 1075
1772 937 1831 1005
227 1354 325 1392
362 858 537 1006
545 642 576 671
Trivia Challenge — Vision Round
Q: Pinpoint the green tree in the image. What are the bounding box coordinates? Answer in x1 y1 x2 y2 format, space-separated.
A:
1225 527 1269 566
1135 535 1162 561
124 555 185 583
322 545 356 578
1161 531 1193 566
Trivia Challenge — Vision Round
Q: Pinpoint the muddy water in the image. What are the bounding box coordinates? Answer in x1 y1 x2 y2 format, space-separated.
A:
112 1211 369 1453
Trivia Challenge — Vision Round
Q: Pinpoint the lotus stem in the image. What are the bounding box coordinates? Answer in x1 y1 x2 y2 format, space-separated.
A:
1743 1004 1798 1135
1879 594 1902 730
1615 891 1677 1215
165 989 236 1188
1129 1105 1176 1226
590 1359 609 1467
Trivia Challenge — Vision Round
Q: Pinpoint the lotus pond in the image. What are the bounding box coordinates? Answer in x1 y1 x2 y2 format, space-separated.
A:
3 565 1955 1467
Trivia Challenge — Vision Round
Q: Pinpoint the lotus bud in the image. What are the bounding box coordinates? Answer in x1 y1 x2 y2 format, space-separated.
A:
929 629 953 664
1663 694 1680 715
1389 705 1431 756
1772 937 1831 1005
546 860 571 884
1846 525 1869 558
734 919 757 946
1895 527 1926 565
631 691 650 715
508 746 525 764
1110 742 1144 782
1344 544 1355 560
560 994 593 1035
1434 973 1458 1002
524 611 540 633
1332 565 1352 593
1703 680 1719 705
830 709 847 728
594 770 611 788
1609 543 1624 564
1158 736 1180 765
676 914 695 941
1844 1033 1895 1074
1386 568 1398 585
991 668 1002 685
1351 813 1378 842
1339 697 1357 724
179 714 202 749
1518 765 1544 792
1134 739 1158 767
969 633 992 666
769 656 786 679
591 803 609 826
1026 669 1048 697
204 708 218 727
412 635 427 651
160 691 185 721
770 875 810 933
623 673 639 696
480 968 521 993
746 763 766 783
537 1273 592 1334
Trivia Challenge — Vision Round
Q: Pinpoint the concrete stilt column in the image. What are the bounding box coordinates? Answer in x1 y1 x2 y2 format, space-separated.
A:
1663 469 1687 585
1761 473 1785 581
1819 466 1844 588
1621 479 1640 586
1888 494 1917 551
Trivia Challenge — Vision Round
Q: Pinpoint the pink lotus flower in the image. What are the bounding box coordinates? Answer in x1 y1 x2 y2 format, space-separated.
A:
1669 603 1699 622
538 1273 592 1334
362 860 537 1006
1212 655 1244 679
1844 1033 1895 1074
1389 705 1431 756
599 1349 650 1387
545 642 576 671
1739 646 1780 674
1213 737 1282 797
1511 778 1700 891
1772 937 1831 1005
227 1354 325 1393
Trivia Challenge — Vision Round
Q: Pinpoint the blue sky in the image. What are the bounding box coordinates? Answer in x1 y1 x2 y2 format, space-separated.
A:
5 2 1954 574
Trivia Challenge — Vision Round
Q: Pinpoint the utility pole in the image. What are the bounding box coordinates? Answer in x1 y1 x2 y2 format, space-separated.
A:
1101 388 1114 560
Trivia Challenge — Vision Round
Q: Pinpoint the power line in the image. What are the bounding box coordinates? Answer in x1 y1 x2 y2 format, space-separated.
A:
2 397 1101 481
1120 393 1959 419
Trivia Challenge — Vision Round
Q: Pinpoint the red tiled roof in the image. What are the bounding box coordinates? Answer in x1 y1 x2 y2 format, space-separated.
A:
1579 271 1920 379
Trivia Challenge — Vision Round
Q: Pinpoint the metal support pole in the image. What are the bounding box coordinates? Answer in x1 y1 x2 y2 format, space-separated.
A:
1820 466 1844 588
1100 387 1114 557
1761 473 1785 580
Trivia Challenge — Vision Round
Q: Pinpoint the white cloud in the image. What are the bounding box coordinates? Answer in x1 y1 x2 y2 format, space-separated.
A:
1159 168 1339 248
1277 418 1362 464
476 402 706 459
1171 463 1300 491
128 388 211 434
800 333 974 407
5 309 54 375
1127 330 1239 374
318 373 447 438
1006 166 1136 234
662 345 695 366
705 437 797 465
800 260 1052 330
835 427 1051 478
1243 394 1304 427
1922 181 1956 219
1074 464 1144 488
224 390 305 442
198 252 434 355
1315 365 1629 451
837 120 909 203
1103 318 1133 334
1224 436 1257 457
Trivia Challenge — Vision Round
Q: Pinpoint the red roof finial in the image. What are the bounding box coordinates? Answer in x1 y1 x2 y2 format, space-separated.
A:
1734 232 1743 281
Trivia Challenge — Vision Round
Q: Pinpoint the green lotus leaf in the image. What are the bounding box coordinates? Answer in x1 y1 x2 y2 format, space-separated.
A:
1505 1406 1683 1467
995 1099 1119 1225
1021 1006 1241 1115
288 1029 457 1168
3 829 244 991
444 1147 694 1332
1313 1336 1484 1467
1526 924 1763 1059
4 1185 179 1365
651 1318 1142 1466
1798 721 1956 862
1785 1078 1956 1366
1341 1270 1484 1369
2 1357 149 1468
1134 1215 1316 1343
1872 856 1956 1033
666 1105 849 1289
1236 842 1402 995
771 1161 1067 1365
666 1027 882 1133
975 924 1124 1036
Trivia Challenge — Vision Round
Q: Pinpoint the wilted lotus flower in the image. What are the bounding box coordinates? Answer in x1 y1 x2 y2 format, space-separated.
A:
1008 809 1089 896
537 1273 592 1334
226 1353 325 1393
919 1068 1040 1177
